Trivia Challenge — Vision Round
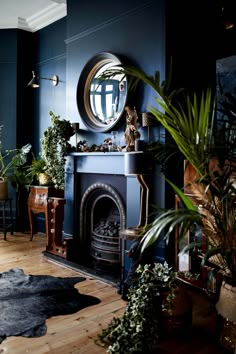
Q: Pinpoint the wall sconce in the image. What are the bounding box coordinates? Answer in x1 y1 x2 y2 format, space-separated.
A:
27 71 59 88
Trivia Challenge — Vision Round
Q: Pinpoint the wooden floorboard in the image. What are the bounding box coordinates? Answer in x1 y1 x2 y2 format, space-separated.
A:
0 232 228 353
0 232 126 354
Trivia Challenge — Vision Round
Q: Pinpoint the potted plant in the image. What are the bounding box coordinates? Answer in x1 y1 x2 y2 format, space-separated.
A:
102 64 236 351
25 155 51 186
96 261 193 353
0 125 32 199
41 111 74 190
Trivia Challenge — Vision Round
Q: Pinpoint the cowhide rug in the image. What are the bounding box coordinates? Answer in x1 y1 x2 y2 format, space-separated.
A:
0 268 101 343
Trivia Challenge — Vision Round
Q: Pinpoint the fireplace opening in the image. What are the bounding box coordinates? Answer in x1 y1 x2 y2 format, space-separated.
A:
91 198 121 275
79 183 126 282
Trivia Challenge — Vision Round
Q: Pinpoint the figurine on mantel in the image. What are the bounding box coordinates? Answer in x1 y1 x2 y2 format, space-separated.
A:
124 106 140 151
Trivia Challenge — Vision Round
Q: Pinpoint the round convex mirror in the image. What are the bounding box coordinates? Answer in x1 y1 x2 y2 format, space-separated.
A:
77 52 127 133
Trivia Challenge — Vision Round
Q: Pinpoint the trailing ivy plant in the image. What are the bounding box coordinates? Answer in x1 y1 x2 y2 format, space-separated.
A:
41 111 74 189
96 262 178 354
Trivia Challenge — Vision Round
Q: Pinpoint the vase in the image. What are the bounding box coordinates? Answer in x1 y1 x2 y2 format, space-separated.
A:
0 177 8 199
216 280 236 352
38 173 52 186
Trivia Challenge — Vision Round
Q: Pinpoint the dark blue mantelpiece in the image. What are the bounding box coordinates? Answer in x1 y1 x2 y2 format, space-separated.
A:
66 152 126 175
64 151 153 238
63 151 160 282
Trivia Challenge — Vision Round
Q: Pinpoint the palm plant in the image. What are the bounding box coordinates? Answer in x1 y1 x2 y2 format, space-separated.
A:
101 64 236 283
100 64 215 175
140 166 236 282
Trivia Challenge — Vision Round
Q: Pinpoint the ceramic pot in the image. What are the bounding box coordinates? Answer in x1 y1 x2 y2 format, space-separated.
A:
38 173 52 186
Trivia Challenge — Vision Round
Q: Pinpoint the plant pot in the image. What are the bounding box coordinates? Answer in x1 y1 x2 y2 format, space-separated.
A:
161 282 192 336
216 280 236 352
0 177 8 199
38 173 52 186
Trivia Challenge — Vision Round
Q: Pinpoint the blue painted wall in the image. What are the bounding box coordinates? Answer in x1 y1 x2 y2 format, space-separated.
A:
30 17 67 153
0 0 216 269
20 0 166 155
0 30 17 151
66 0 166 133
0 0 217 159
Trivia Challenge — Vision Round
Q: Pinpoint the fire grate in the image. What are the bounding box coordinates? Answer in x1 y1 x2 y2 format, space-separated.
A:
90 217 121 273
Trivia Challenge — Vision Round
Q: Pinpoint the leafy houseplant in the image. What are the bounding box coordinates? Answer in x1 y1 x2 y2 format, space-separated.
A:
25 156 51 186
96 262 191 354
102 64 236 351
0 125 32 197
104 63 236 280
41 111 74 190
0 126 32 178
131 68 236 351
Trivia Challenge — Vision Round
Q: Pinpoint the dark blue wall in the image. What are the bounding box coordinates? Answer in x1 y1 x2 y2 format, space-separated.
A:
0 0 217 159
66 0 166 128
30 17 67 153
0 30 17 151
22 0 166 154
0 0 216 263
0 29 33 218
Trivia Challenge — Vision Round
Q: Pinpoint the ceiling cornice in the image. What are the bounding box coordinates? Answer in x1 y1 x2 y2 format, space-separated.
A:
0 1 67 32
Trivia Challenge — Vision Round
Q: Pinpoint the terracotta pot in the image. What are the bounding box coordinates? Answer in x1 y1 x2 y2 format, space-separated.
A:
0 177 8 199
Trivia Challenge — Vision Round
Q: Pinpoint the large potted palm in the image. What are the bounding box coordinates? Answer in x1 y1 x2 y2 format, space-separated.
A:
102 64 236 352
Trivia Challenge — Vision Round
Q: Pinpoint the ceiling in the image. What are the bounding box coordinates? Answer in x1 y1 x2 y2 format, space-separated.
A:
0 0 67 32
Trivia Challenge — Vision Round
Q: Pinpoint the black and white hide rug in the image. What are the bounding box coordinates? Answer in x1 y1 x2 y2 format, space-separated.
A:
0 268 101 343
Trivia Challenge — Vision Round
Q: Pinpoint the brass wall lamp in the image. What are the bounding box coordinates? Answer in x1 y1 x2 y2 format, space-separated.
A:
27 71 59 88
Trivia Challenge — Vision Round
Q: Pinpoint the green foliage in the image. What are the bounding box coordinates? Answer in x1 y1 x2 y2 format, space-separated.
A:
41 111 74 189
25 155 47 184
100 64 217 175
105 64 236 282
0 125 32 179
150 88 215 177
140 179 201 252
96 262 177 353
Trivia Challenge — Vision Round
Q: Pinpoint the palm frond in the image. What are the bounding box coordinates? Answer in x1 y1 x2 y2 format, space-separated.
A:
140 207 201 253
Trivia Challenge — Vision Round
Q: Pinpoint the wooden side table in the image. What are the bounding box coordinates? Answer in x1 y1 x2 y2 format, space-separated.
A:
27 186 63 241
0 198 13 240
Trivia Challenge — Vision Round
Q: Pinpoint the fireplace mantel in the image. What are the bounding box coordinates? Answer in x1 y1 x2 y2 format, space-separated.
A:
65 151 153 175
63 151 154 238
50 151 166 283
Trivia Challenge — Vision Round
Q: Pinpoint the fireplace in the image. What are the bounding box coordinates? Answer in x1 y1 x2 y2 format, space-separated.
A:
80 182 126 277
48 151 160 284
